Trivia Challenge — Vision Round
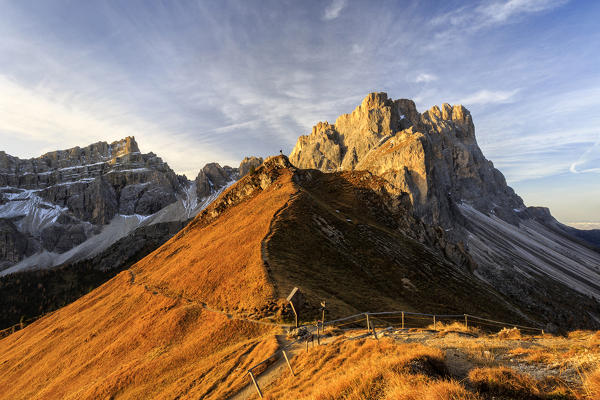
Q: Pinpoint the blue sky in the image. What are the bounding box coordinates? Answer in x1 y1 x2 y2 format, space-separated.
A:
0 0 598 226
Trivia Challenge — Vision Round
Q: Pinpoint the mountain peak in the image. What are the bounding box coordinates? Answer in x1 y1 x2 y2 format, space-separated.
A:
109 136 139 158
359 91 392 110
290 92 519 227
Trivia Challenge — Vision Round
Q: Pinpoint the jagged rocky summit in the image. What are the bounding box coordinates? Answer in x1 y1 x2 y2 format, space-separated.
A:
290 92 600 328
290 92 523 228
0 137 258 274
195 156 262 199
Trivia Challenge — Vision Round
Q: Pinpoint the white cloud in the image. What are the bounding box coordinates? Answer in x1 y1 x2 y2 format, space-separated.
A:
458 89 519 105
431 0 569 32
323 0 347 20
415 73 438 83
351 44 364 55
570 139 600 174
478 0 570 25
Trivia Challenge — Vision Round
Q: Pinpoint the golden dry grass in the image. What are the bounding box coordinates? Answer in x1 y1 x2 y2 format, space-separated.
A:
425 321 481 335
504 331 600 372
497 327 523 340
583 366 600 399
0 271 280 400
469 366 576 399
132 167 298 313
0 167 297 399
261 337 478 400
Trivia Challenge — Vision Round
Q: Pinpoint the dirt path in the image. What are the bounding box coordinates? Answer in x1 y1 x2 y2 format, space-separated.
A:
228 334 295 400
229 329 341 400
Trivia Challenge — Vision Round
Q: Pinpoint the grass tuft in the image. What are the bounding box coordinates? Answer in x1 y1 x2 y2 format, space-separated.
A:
497 327 523 340
469 366 576 399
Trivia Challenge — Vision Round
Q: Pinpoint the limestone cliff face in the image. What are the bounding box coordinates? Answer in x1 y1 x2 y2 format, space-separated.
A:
0 219 33 270
0 137 187 268
195 163 237 199
0 137 183 224
290 93 600 323
194 156 264 199
290 92 523 227
1 136 265 272
238 156 264 177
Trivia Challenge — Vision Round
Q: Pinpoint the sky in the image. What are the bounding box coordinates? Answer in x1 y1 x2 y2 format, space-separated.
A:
0 0 598 226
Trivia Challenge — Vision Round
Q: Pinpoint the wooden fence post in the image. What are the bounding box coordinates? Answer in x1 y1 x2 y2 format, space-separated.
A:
282 350 295 376
366 313 370 331
402 311 404 329
464 314 468 329
248 370 263 399
433 315 436 330
289 301 298 329
316 323 320 345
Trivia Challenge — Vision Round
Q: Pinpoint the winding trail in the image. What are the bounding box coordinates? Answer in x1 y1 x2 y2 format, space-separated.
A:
227 334 294 400
128 269 292 328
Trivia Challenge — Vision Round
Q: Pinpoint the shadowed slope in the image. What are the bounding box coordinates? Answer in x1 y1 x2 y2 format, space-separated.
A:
264 168 524 322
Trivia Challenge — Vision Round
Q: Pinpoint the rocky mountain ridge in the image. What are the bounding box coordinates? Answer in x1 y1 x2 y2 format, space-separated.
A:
0 137 261 274
290 92 524 228
290 92 600 318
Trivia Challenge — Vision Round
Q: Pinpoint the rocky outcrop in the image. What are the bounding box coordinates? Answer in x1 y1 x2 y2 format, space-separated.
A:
290 92 523 228
239 156 264 177
0 136 255 273
195 163 237 199
0 137 183 222
290 92 600 324
0 137 191 271
189 156 293 230
0 219 32 269
194 156 264 201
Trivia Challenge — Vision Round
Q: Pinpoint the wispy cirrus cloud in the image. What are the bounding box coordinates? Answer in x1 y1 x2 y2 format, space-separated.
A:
458 89 520 105
415 73 438 83
431 0 569 31
570 139 600 174
478 0 570 25
323 0 347 20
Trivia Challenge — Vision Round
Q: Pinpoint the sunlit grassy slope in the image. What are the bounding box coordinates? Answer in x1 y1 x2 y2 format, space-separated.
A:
0 156 541 398
0 159 296 399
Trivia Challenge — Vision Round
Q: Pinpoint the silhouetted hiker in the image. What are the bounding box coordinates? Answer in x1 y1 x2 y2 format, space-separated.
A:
280 149 283 155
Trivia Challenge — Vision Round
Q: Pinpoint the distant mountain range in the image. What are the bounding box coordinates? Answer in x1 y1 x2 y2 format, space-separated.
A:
0 137 264 274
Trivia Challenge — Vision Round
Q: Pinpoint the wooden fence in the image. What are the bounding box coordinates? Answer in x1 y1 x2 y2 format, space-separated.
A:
244 309 545 398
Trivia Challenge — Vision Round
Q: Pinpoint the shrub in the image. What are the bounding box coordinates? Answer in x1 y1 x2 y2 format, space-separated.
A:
497 327 522 340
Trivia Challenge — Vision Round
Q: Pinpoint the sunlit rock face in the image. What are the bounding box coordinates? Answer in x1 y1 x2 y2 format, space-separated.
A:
291 93 600 327
290 92 523 227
